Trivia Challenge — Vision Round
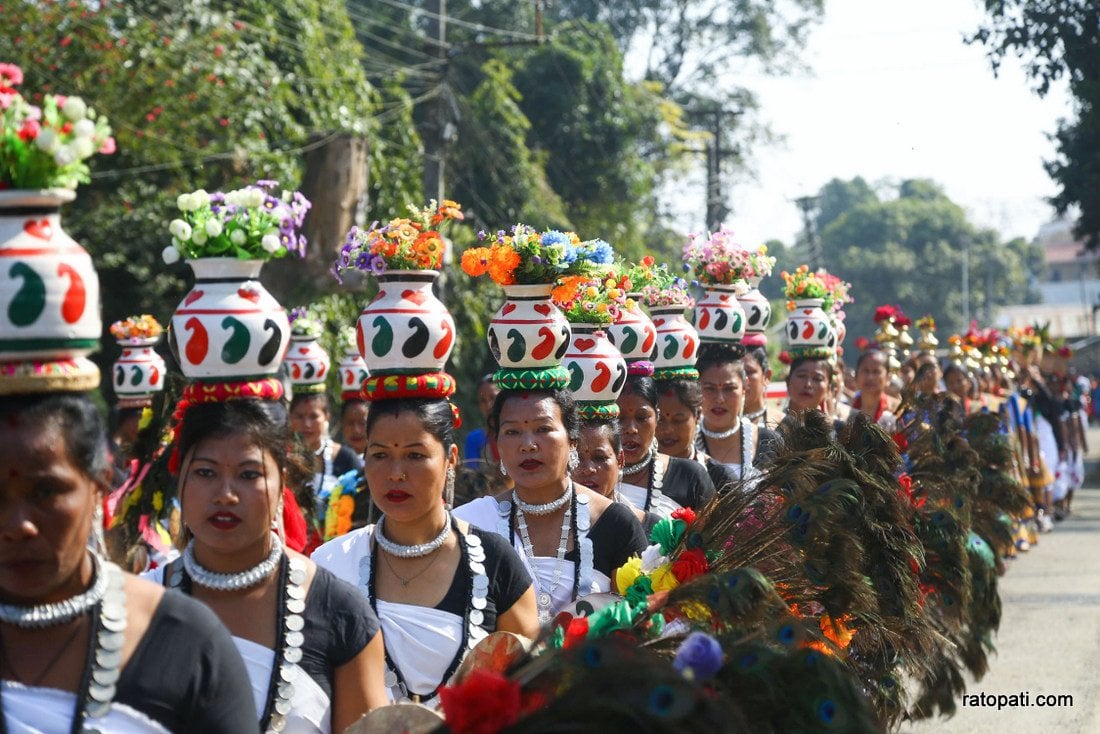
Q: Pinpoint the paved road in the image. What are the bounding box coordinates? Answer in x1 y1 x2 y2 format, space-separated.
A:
902 426 1100 734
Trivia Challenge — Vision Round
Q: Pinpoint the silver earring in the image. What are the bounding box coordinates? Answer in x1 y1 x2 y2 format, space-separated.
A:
499 459 507 476
445 466 456 509
91 502 107 557
567 447 580 473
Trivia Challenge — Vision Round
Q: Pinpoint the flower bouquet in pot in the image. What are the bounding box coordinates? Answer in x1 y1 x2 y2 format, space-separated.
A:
165 180 311 381
333 200 465 391
681 230 753 345
552 272 629 417
605 258 660 370
640 266 699 380
462 227 615 390
285 307 329 394
109 315 166 407
0 63 113 376
780 266 834 359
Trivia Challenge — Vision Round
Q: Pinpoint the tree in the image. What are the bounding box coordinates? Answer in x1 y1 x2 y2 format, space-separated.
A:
968 1 1100 250
812 178 1042 342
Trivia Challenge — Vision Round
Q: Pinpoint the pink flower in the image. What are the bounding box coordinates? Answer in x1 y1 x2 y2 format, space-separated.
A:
98 136 116 154
0 63 23 87
0 90 15 110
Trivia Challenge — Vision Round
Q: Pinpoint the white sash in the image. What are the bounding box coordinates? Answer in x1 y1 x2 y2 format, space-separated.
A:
0 682 170 734
375 601 464 699
618 482 682 518
232 636 331 734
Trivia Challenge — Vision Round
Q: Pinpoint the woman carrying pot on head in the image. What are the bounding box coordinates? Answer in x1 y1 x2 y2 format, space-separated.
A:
573 417 658 533
313 396 539 703
694 344 778 482
852 349 899 432
148 395 388 733
290 393 363 498
741 346 780 430
615 373 716 515
0 391 259 733
455 388 648 624
654 378 740 494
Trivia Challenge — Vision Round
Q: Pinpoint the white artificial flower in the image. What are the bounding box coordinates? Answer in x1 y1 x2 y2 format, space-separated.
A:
73 137 95 159
161 245 181 265
224 190 242 207
248 189 265 209
191 189 210 208
205 218 223 238
34 127 59 153
177 193 195 212
61 96 87 121
261 234 280 253
53 145 77 167
230 229 247 246
73 119 96 138
169 219 192 241
639 543 667 573
191 229 208 246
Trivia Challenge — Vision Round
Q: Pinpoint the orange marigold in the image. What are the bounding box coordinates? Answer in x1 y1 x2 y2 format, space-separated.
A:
488 245 521 285
461 247 491 277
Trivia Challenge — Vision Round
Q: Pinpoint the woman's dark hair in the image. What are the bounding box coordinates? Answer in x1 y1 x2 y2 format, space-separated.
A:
785 356 834 382
364 398 456 452
290 391 330 417
855 349 887 371
339 397 367 419
620 374 657 408
489 389 580 441
1 393 110 483
942 362 969 379
580 416 622 454
657 378 703 415
109 405 145 434
178 400 290 473
696 343 745 375
744 346 769 373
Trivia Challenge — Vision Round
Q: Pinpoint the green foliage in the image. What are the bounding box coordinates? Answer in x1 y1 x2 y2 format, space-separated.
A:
812 177 1042 342
968 1 1100 249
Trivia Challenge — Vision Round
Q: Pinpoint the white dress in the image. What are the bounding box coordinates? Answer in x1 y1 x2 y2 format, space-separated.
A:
453 497 608 617
1 682 170 734
705 417 761 486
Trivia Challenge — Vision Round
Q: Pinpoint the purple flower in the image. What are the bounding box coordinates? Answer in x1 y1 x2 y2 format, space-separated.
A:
280 217 295 235
370 257 386 276
356 252 373 269
672 632 723 681
256 179 279 190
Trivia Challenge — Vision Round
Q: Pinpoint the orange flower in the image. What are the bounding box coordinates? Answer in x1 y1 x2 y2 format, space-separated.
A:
552 275 587 304
461 247 491 277
488 245 521 285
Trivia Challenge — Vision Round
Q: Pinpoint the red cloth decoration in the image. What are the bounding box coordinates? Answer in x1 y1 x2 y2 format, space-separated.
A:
564 616 589 649
670 547 709 583
854 336 870 351
439 669 522 734
281 487 308 553
671 507 697 525
872 304 898 323
892 432 908 452
450 401 463 429
362 372 457 401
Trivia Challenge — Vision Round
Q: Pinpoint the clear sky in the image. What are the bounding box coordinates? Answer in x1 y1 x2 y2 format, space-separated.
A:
664 0 1074 246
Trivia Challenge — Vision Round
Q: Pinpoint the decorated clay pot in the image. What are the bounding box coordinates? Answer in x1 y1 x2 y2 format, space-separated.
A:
357 270 455 374
486 283 570 370
564 324 627 413
170 258 290 381
738 276 771 348
337 348 370 398
605 294 657 364
648 306 699 375
693 283 746 345
112 337 166 404
0 190 101 361
786 298 834 354
285 335 330 391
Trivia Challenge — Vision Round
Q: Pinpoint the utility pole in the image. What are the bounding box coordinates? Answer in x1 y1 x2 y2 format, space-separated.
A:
423 0 447 204
961 236 971 326
794 196 822 270
694 108 740 232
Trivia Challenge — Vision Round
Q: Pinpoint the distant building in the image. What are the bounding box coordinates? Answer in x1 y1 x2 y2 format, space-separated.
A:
997 219 1100 339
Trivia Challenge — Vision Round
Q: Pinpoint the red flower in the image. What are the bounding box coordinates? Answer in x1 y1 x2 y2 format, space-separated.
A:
778 350 791 365
855 336 870 351
17 118 39 142
671 547 709 583
439 669 522 734
563 615 589 649
873 304 897 323
892 432 908 452
671 507 697 525
641 255 655 266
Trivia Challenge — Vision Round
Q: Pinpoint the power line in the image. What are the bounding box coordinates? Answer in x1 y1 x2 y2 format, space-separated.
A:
371 0 542 41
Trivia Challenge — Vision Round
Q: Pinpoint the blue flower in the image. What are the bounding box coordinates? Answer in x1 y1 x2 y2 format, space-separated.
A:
585 239 614 264
561 245 579 264
541 230 571 247
672 632 724 681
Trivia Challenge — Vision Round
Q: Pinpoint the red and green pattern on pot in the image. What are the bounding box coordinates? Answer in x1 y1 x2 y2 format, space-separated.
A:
649 305 699 380
0 190 100 362
606 294 657 368
285 335 330 393
565 324 627 419
113 337 166 405
739 276 772 348
786 298 835 359
487 283 571 373
357 270 455 375
338 349 370 401
170 258 290 381
693 283 746 346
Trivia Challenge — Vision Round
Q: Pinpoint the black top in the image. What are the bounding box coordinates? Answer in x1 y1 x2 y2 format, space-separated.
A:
661 457 716 510
333 443 363 475
434 526 532 627
162 561 379 701
570 502 648 578
704 458 741 494
114 590 257 733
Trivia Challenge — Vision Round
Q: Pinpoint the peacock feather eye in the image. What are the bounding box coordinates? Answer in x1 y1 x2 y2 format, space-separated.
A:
737 652 758 669
647 685 676 716
787 504 804 521
687 532 704 548
817 699 836 723
803 650 820 667
724 573 740 590
776 623 797 645
583 645 602 667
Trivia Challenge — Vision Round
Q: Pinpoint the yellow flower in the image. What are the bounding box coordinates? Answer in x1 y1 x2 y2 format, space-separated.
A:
651 563 680 592
585 286 599 298
615 556 642 594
